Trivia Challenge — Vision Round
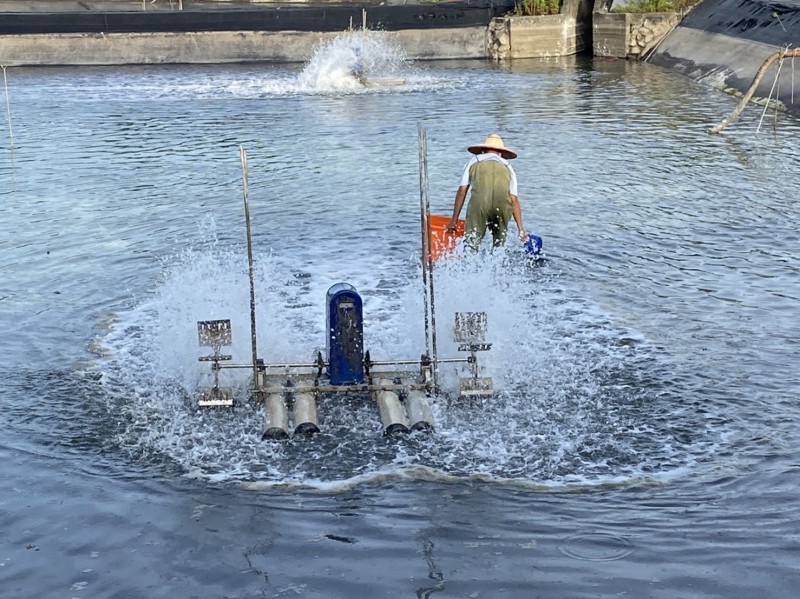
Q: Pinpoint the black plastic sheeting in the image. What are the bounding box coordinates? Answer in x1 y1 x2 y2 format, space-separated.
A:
0 2 516 35
680 0 800 48
649 0 800 117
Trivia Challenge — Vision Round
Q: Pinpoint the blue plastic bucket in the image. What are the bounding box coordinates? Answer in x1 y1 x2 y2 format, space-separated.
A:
524 233 543 257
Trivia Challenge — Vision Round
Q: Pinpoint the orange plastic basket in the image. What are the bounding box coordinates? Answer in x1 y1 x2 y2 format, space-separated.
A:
426 214 465 261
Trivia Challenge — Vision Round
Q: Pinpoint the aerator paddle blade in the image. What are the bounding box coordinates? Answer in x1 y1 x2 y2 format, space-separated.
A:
197 319 232 347
459 376 493 397
198 386 234 407
454 312 487 343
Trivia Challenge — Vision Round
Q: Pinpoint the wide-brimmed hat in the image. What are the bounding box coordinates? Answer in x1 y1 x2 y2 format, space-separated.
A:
468 133 517 160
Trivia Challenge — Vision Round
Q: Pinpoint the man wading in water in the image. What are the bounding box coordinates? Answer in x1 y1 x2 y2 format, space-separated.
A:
446 134 526 251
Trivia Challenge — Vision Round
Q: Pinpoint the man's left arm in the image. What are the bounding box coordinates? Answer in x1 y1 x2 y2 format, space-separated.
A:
508 165 525 241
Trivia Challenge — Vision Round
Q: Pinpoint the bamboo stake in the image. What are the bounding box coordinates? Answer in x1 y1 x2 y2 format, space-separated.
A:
709 47 800 134
240 145 260 397
2 64 16 186
2 66 13 149
756 54 784 134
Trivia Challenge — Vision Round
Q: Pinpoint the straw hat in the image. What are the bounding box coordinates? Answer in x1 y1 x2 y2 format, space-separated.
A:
468 133 517 160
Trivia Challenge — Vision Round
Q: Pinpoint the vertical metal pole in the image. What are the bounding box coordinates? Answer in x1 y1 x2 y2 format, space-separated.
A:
418 125 432 362
424 152 440 394
240 145 259 395
417 125 439 393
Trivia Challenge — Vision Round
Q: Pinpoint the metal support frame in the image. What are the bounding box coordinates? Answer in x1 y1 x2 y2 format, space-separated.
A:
192 140 496 431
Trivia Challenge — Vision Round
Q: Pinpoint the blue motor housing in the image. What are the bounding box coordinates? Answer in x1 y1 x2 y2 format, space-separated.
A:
326 283 365 385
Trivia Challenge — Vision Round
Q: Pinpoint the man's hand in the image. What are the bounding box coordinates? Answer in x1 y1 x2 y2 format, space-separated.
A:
445 221 457 233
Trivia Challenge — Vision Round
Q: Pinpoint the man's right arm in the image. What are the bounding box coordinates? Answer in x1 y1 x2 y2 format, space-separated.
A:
447 185 469 231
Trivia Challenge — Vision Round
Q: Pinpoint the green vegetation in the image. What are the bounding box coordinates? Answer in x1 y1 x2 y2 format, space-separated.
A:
611 0 698 12
513 0 562 16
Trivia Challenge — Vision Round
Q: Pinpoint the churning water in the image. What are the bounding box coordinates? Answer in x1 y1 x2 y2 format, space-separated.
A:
2 31 800 598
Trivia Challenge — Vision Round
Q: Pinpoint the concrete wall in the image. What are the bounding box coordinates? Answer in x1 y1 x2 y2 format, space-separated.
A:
0 1 504 65
0 27 488 66
0 1 595 65
593 11 678 58
592 11 627 57
487 0 593 60
511 15 586 59
488 15 582 60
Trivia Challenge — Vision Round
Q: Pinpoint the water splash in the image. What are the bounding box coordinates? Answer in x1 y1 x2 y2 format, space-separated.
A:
93 230 724 488
296 29 410 93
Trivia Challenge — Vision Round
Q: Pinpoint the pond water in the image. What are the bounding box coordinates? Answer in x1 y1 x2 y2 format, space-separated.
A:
2 33 800 598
